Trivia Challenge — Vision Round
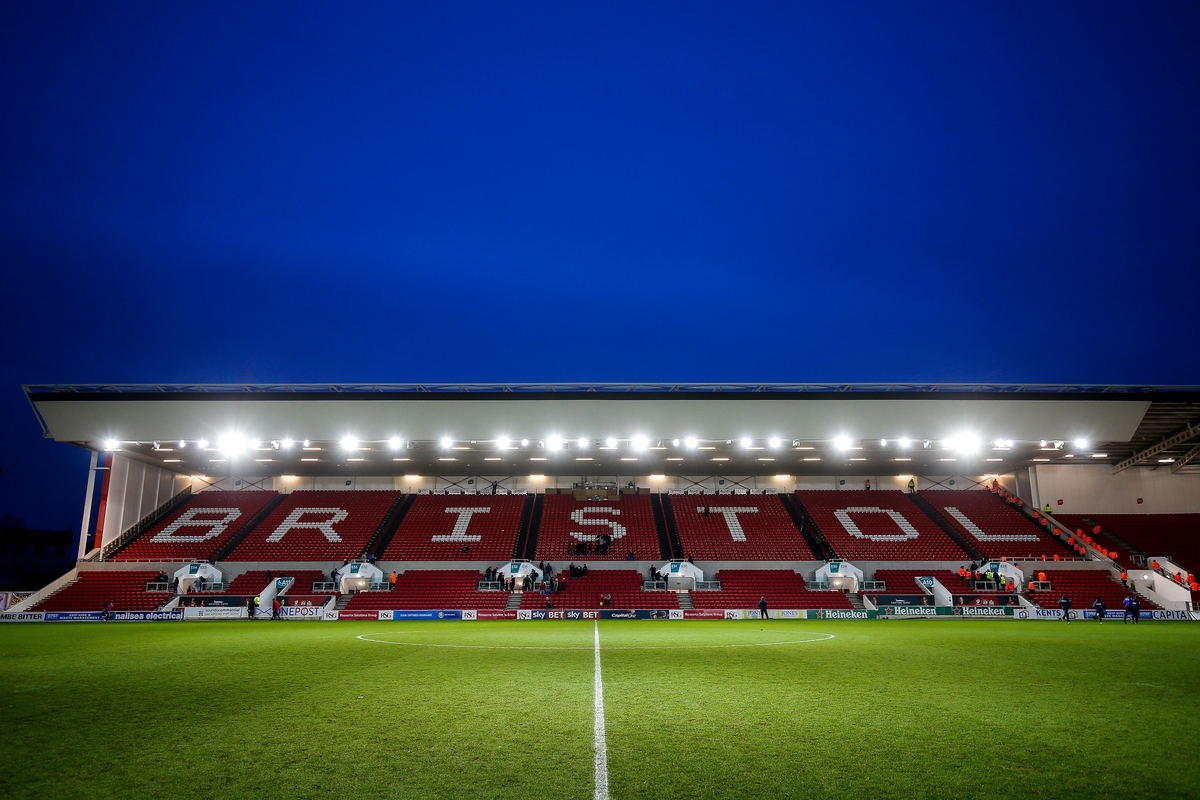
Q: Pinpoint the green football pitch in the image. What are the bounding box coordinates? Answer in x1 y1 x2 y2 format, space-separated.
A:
1 619 1197 799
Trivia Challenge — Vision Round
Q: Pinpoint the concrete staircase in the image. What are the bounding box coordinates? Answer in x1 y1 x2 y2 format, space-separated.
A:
677 591 694 609
505 592 522 611
333 594 354 612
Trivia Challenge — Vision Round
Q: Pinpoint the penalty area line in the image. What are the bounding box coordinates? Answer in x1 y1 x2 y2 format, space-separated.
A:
594 620 609 800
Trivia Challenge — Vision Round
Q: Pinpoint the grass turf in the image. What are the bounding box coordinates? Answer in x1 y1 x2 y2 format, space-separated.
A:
0 619 1197 799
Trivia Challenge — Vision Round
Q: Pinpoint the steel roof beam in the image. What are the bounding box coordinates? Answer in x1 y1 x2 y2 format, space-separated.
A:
1113 420 1200 473
1170 443 1200 474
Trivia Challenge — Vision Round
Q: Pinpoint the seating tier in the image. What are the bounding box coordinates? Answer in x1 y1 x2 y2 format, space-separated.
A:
797 490 969 560
521 569 677 609
341 570 508 610
671 494 814 560
34 571 170 612
110 491 277 562
1027 569 1158 611
382 495 523 561
227 490 400 561
690 569 854 609
1065 514 1200 575
535 494 661 561
921 490 1076 560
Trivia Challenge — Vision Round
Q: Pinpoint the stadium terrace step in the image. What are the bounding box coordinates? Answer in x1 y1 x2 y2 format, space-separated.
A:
505 592 523 611
907 493 988 563
779 493 835 561
660 495 685 559
333 593 354 612
363 493 413 560
676 590 694 609
209 493 289 562
650 494 674 560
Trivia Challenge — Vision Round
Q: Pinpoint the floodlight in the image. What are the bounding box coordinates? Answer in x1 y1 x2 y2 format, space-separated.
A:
899 438 910 448
606 437 618 448
302 440 310 447
341 436 359 451
834 435 852 450
198 439 210 449
441 437 453 449
547 436 563 451
672 439 680 447
631 435 648 451
768 437 781 449
1074 439 1088 449
389 438 403 450
520 438 529 447
281 439 293 449
104 439 119 450
1005 440 1014 448
577 438 588 448
684 437 698 449
497 436 511 450
179 440 187 449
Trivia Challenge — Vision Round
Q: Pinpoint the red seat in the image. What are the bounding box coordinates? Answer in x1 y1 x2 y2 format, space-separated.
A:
796 490 969 560
227 491 400 561
690 569 853 609
522 569 677 609
34 571 171 612
341 570 508 611
110 491 276 562
535 494 660 561
922 490 1076 560
383 495 524 561
672 494 814 560
1027 569 1158 611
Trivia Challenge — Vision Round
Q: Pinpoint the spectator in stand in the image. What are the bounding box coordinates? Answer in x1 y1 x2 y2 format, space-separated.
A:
864 479 871 490
171 576 180 594
1130 595 1141 624
626 550 635 561
367 553 376 565
390 571 397 589
1120 570 1128 588
907 478 916 493
1123 595 1134 624
1092 597 1105 623
1044 504 1053 516
758 596 770 621
1059 593 1072 623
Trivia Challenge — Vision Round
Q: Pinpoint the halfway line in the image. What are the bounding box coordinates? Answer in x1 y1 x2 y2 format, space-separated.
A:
594 620 609 800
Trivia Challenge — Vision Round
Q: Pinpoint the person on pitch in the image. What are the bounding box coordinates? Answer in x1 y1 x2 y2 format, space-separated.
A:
758 595 770 621
1092 597 1105 623
1058 593 1072 623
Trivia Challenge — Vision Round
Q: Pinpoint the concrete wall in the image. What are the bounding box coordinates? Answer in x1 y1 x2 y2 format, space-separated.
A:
1031 464 1200 515
100 454 191 547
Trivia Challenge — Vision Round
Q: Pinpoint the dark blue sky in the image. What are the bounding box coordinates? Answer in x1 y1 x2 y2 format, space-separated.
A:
2 2 1198 530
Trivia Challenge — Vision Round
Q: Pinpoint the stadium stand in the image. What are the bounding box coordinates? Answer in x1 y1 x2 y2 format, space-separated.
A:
220 569 331 596
535 494 661 561
1053 515 1144 567
670 494 815 560
109 491 278 562
1026 569 1159 612
690 569 854 610
1060 514 1200 574
920 490 1077 560
226 490 400 561
33 571 171 612
340 570 508 612
522 569 677 609
796 490 969 560
382 495 524 561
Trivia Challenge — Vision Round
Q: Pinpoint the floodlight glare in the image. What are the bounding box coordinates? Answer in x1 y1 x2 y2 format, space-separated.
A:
178 440 187 448
956 434 981 453
684 437 698 449
341 436 359 451
834 436 852 450
198 439 210 449
389 437 403 450
547 436 563 450
880 439 888 447
220 435 246 454
497 436 511 450
631 435 648 451
768 437 781 448
302 440 310 448
606 437 618 448
672 438 681 447
104 439 119 450
577 437 588 448
1005 439 1014 448
441 437 453 449
741 437 753 448
899 438 910 448
520 438 529 447
1075 439 1088 449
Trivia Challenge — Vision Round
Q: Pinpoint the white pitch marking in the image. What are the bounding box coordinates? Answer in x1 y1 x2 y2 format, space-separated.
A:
593 620 609 800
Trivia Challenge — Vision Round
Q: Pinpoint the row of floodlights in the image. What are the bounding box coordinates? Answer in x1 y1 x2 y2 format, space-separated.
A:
103 434 1092 455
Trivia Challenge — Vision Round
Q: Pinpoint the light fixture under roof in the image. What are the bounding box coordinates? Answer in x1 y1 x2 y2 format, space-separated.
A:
497 436 511 450
341 436 359 451
741 437 753 448
672 438 680 447
441 437 453 448
899 438 911 448
577 437 588 448
768 437 781 448
104 439 119 450
684 437 698 449
520 439 529 447
834 435 852 450
546 436 563 451
1075 439 1088 449
631 435 648 451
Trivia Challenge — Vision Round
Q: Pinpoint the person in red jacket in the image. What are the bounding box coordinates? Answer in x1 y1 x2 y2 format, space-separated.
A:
272 597 282 620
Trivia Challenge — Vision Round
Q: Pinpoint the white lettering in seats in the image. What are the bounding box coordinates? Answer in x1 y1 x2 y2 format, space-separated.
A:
944 507 1039 542
699 507 759 542
267 508 349 542
834 507 919 541
152 508 242 542
569 508 627 542
433 507 488 542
